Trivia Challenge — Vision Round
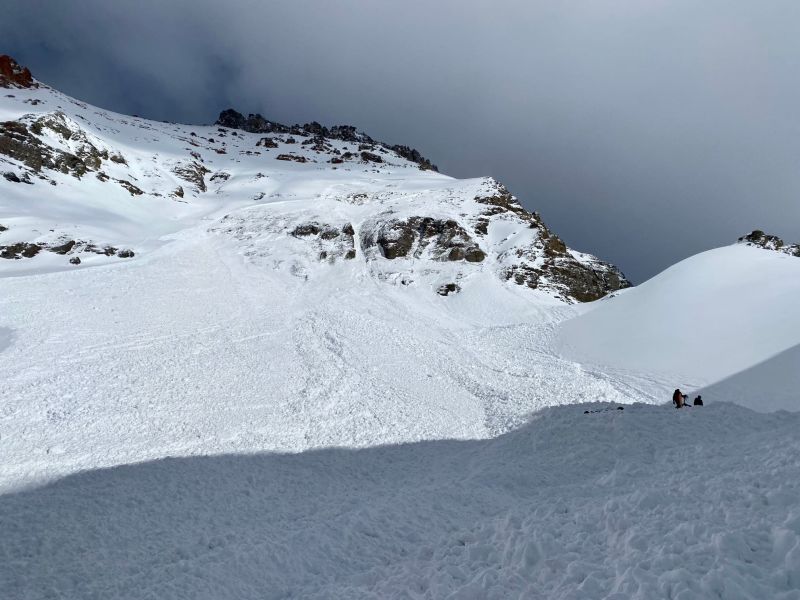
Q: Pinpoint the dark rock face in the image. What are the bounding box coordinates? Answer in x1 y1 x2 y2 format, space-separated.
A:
0 113 113 179
173 161 210 193
216 109 290 134
364 217 485 262
276 153 308 163
289 221 356 262
49 240 76 255
0 237 136 261
738 230 800 257
390 145 437 171
291 223 322 237
475 183 631 302
0 55 36 89
437 283 460 296
0 242 41 259
214 108 438 171
210 171 231 183
360 151 383 163
115 179 144 196
256 137 278 148
3 171 32 184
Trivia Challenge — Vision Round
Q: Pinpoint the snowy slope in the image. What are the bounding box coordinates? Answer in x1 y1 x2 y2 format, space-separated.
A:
0 61 632 492
3 55 800 600
555 244 800 407
3 403 799 599
0 69 627 300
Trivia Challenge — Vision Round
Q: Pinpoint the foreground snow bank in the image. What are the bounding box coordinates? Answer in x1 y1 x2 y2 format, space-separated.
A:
3 402 799 599
556 245 800 408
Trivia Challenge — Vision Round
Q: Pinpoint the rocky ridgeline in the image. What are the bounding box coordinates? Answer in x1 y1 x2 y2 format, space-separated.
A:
466 182 629 302
0 55 630 301
1 109 141 193
216 109 438 171
738 230 800 257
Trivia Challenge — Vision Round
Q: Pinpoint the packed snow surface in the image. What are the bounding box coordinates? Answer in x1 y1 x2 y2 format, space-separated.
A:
3 403 800 599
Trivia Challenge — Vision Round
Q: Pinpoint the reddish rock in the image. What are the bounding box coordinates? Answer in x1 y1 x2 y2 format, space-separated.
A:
0 55 36 88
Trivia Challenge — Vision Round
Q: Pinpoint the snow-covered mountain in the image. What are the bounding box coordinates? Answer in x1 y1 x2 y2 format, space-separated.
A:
3 55 800 599
1 55 637 488
0 55 627 301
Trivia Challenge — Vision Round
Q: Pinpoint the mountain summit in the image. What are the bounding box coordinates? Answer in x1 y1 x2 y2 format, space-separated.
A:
0 54 36 88
0 55 629 301
215 108 439 171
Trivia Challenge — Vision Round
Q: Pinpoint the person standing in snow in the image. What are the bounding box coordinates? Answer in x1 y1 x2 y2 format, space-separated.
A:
673 389 685 408
693 395 703 406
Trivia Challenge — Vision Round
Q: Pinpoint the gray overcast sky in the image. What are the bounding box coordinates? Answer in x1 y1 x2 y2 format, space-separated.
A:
4 0 799 281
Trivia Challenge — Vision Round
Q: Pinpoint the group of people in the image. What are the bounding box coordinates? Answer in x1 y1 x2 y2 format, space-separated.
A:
672 389 702 408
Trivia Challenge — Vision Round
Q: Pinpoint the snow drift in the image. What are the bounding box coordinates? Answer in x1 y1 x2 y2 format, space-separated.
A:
555 244 800 409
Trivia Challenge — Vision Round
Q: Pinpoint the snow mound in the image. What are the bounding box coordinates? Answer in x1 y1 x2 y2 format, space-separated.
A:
555 245 800 408
3 403 799 599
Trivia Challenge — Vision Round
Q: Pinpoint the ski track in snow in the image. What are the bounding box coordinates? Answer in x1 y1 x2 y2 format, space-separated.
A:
0 225 638 492
2 404 799 600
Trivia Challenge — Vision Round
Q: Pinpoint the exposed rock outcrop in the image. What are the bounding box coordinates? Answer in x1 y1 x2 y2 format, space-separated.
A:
0 55 36 89
0 111 118 182
738 230 800 257
290 221 356 262
215 108 438 171
173 161 210 193
276 153 307 163
475 182 630 302
362 217 486 263
0 237 136 260
437 283 460 296
0 242 42 259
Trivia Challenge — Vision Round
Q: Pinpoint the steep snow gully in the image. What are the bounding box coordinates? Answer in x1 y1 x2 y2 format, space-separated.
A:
2 56 800 599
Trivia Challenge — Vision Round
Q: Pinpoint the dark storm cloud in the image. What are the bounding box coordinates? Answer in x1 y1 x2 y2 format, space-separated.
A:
4 0 800 281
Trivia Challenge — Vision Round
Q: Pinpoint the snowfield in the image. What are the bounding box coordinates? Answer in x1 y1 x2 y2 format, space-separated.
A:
556 244 800 409
0 80 635 492
2 65 800 598
2 403 800 600
0 223 635 492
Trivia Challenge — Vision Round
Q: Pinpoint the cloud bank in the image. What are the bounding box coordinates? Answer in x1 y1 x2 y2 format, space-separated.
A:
4 0 799 280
